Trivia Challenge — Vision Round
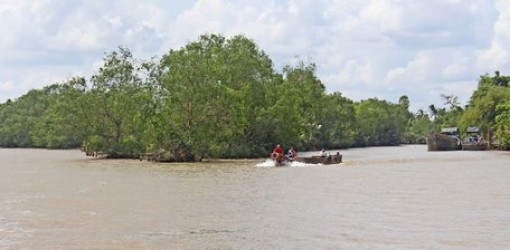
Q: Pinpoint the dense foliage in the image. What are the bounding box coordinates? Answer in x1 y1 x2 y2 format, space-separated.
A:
1 34 508 157
422 71 510 148
458 71 510 147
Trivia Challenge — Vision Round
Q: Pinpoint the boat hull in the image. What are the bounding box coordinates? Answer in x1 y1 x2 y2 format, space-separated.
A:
461 143 488 151
426 134 461 151
270 152 343 166
271 152 289 166
301 154 342 165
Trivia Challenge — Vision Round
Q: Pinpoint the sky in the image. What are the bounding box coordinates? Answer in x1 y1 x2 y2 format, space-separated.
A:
1 0 509 112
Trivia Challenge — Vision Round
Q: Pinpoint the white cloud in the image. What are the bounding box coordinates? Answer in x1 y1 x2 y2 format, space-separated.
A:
50 23 101 50
476 42 509 71
0 0 506 112
387 52 434 83
360 0 403 33
0 81 14 92
476 1 510 72
442 59 469 79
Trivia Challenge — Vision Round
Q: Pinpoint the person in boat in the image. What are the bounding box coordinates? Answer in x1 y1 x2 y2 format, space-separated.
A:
273 144 284 155
288 146 298 160
320 148 329 157
271 144 286 163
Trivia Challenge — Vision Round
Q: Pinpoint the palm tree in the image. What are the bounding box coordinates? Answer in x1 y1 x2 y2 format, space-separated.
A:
429 104 437 118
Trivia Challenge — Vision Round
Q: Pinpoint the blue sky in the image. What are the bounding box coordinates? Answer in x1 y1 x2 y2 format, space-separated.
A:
1 0 508 112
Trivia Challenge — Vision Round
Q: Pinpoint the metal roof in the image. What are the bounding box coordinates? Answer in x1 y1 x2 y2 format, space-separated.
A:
440 127 459 134
466 127 481 133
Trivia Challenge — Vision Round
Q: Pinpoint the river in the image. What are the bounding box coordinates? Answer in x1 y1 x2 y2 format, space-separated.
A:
1 145 509 249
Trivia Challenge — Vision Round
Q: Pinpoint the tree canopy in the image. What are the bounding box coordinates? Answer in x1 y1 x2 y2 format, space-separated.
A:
1 34 508 157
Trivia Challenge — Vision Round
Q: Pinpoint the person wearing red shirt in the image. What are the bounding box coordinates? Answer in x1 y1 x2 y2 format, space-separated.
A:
272 144 284 155
271 144 285 163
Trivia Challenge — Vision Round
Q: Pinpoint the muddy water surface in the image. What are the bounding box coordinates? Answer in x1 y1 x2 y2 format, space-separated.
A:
1 146 509 249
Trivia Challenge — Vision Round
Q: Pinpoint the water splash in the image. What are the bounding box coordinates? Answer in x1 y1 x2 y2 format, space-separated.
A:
256 159 309 167
256 159 277 167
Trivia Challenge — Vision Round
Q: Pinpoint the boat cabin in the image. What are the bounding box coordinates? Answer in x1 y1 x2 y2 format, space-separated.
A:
464 127 482 143
440 127 460 136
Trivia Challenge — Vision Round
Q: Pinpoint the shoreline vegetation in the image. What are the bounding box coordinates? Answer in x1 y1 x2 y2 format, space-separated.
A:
1 33 510 161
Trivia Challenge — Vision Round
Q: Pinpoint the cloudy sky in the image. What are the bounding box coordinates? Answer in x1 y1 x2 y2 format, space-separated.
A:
1 0 509 112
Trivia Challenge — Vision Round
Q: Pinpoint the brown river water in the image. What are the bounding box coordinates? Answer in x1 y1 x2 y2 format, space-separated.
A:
1 145 509 249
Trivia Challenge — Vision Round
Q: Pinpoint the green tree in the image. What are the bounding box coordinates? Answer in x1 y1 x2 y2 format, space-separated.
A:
460 71 510 140
42 77 89 148
428 94 463 132
84 47 148 157
157 34 281 158
354 98 407 146
0 88 56 147
406 109 433 144
318 92 356 148
494 102 510 147
282 60 326 150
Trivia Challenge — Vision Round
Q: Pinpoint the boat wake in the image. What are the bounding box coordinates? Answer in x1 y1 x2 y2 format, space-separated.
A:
255 159 309 168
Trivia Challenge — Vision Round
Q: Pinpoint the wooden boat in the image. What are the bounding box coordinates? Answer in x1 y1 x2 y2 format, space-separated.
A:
426 127 462 151
300 154 342 165
270 151 343 166
461 127 488 151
